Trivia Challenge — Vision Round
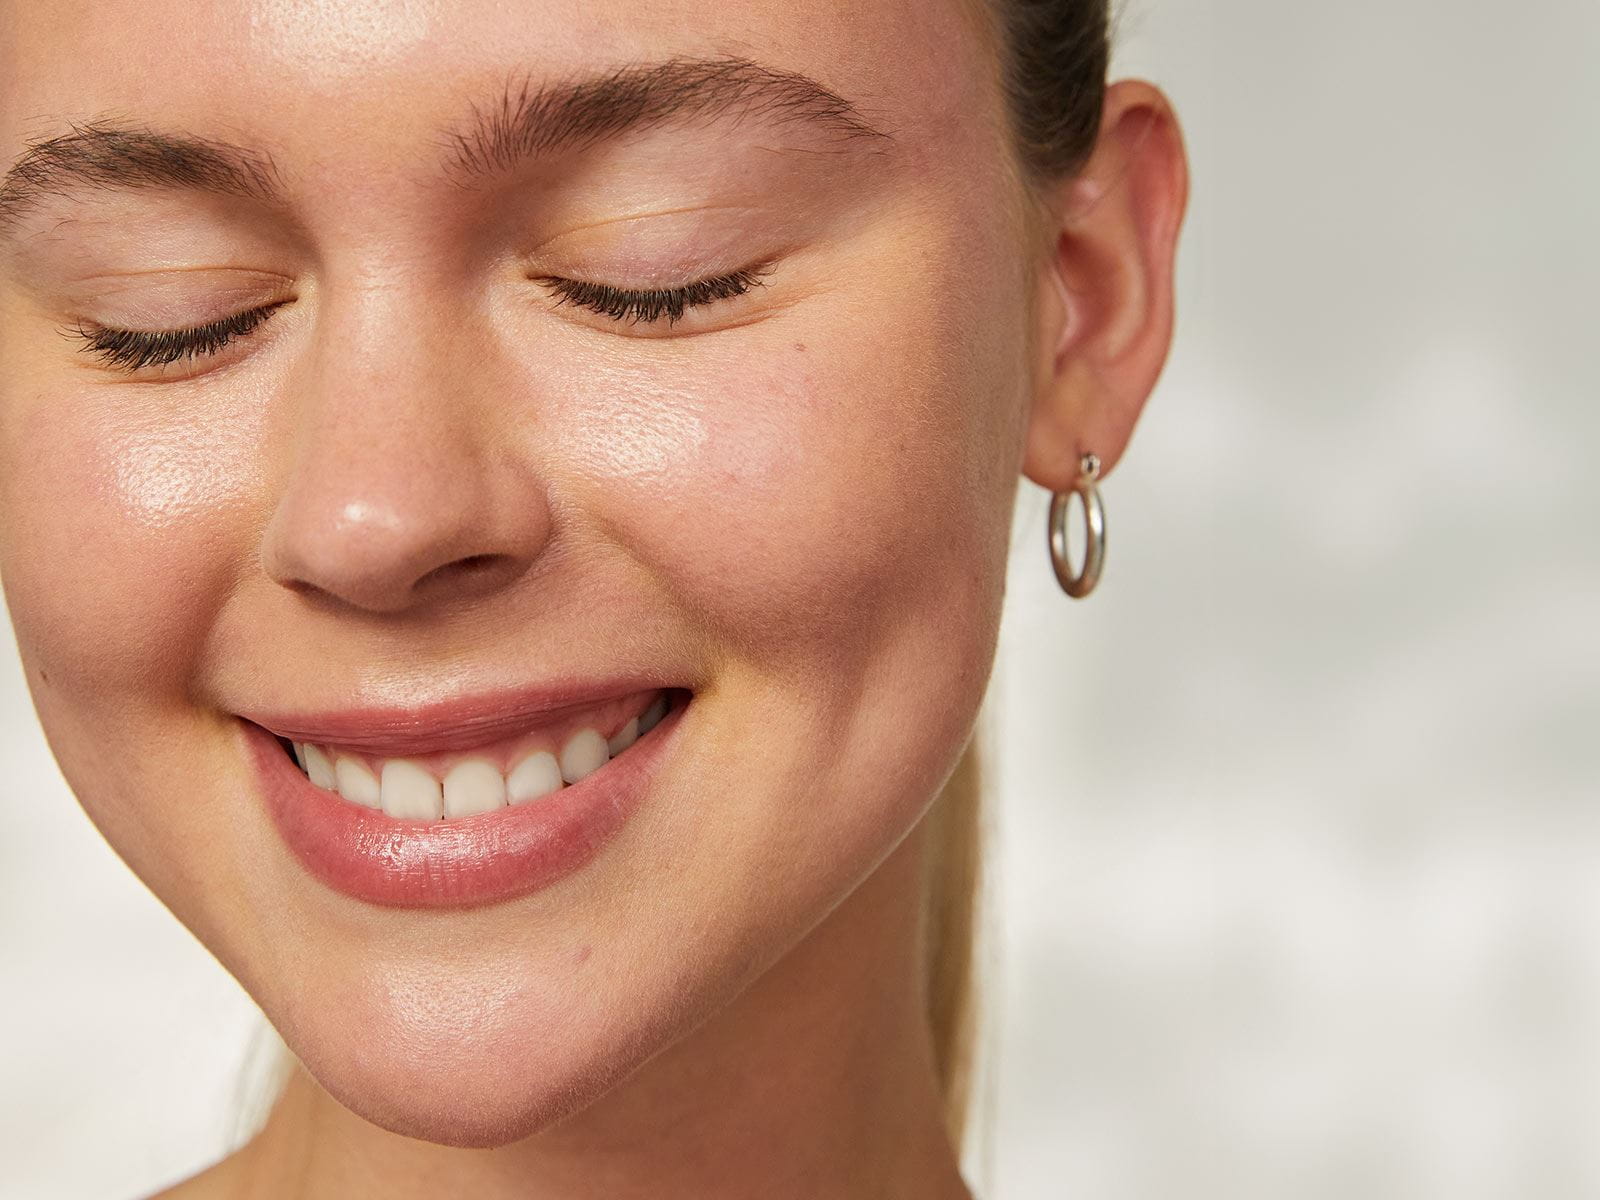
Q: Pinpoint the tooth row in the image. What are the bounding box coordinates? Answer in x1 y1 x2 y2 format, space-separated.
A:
293 692 668 820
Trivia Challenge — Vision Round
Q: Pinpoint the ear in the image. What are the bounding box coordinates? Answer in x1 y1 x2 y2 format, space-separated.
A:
1021 79 1189 492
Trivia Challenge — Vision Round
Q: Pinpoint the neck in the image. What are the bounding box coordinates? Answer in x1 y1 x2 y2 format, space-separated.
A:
229 820 974 1200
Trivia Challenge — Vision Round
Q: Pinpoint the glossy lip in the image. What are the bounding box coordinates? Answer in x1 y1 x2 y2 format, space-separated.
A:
243 689 688 909
239 676 672 758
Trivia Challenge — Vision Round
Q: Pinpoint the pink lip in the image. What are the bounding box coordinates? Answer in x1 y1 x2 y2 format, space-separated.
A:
239 676 671 758
242 690 686 909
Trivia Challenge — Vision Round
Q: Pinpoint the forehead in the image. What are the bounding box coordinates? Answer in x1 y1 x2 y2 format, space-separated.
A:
0 0 995 175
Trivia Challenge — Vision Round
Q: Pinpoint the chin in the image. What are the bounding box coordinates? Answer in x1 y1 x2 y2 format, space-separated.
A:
256 926 732 1151
318 1065 615 1150
282 1003 667 1148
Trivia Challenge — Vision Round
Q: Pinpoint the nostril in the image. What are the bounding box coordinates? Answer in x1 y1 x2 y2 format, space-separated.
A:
416 553 509 590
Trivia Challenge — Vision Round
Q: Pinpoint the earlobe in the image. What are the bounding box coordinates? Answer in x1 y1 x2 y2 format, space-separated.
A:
1021 80 1190 495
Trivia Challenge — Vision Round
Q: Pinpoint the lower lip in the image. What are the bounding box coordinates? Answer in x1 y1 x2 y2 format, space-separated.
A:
243 695 686 909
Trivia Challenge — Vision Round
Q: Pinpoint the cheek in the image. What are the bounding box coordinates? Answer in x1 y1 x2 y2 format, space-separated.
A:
549 303 1025 678
0 373 305 973
520 269 1029 935
0 382 263 696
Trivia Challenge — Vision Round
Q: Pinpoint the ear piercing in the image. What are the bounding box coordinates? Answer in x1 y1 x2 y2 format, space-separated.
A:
1048 453 1105 599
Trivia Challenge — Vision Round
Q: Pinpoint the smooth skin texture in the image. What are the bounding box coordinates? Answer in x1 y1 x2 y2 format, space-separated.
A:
0 1 1187 1197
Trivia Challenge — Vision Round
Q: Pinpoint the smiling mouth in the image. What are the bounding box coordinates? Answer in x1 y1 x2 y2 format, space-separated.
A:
267 687 685 821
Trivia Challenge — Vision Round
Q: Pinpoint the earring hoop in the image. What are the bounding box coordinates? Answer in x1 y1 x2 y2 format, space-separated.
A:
1048 452 1106 599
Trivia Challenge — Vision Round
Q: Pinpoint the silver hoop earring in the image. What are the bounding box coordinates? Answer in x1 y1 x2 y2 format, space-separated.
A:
1048 452 1106 599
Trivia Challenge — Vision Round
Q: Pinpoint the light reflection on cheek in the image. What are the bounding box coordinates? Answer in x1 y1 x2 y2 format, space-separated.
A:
108 425 257 529
578 399 708 482
0 393 262 694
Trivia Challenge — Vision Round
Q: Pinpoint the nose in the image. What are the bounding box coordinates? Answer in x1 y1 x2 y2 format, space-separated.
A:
260 320 550 616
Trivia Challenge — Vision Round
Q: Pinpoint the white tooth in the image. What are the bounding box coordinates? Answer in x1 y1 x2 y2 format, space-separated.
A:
607 717 639 756
637 694 668 735
302 743 338 790
443 758 507 818
292 742 308 771
559 727 610 783
380 759 443 820
334 756 382 809
507 750 563 805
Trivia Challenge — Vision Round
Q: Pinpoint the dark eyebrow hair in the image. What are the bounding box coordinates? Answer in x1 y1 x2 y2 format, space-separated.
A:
0 123 283 238
0 55 891 240
441 54 894 179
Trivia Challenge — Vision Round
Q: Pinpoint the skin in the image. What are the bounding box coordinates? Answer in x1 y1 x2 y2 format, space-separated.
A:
0 1 1187 1197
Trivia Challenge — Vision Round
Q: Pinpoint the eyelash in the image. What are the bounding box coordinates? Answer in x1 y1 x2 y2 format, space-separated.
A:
67 266 772 374
68 303 285 373
538 265 772 327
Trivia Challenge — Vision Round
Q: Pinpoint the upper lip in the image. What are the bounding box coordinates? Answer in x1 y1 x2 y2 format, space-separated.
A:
238 676 673 758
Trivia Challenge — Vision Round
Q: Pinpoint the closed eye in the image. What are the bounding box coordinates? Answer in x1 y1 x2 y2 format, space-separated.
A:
536 264 772 328
65 301 289 373
63 260 771 374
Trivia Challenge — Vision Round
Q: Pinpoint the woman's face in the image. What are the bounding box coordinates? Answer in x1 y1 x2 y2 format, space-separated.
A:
0 0 1036 1143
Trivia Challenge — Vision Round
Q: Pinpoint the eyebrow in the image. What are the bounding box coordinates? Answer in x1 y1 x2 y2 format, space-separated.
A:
0 124 281 239
441 55 894 180
0 54 892 239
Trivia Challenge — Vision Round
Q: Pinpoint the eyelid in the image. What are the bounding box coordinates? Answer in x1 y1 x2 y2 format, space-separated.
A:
533 262 774 330
60 253 773 374
65 299 289 374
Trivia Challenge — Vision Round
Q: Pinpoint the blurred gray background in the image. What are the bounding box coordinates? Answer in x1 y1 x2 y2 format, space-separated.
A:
3 2 1597 1197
